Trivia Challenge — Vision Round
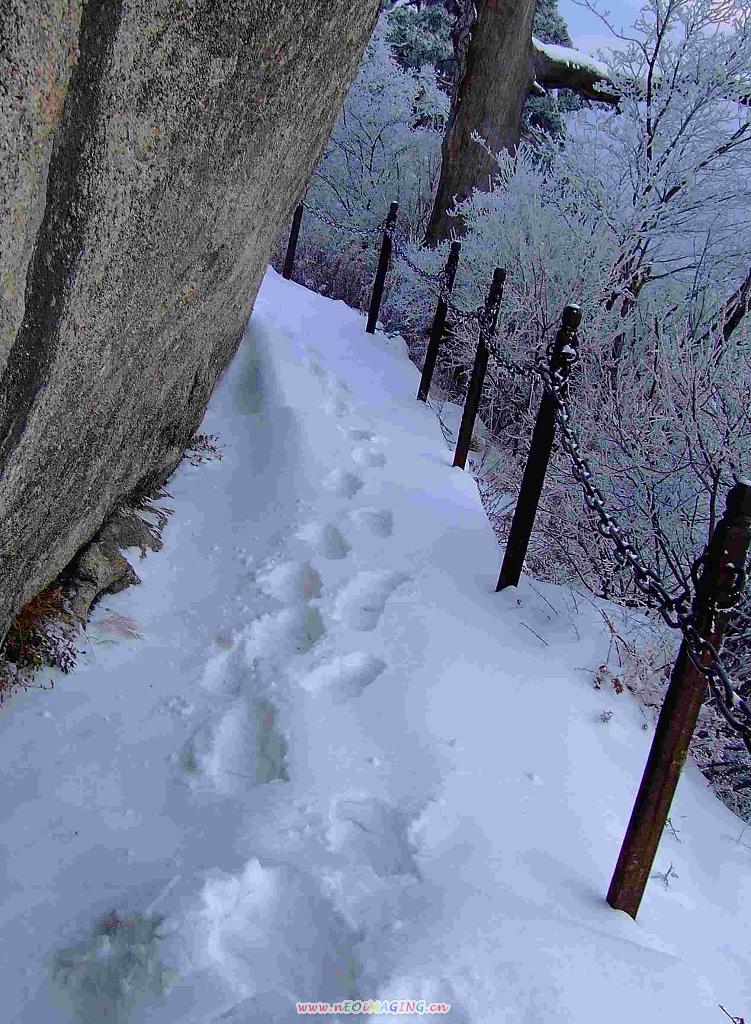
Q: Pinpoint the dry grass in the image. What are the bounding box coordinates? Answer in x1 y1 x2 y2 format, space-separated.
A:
93 613 142 643
0 485 172 704
183 433 224 467
0 584 82 703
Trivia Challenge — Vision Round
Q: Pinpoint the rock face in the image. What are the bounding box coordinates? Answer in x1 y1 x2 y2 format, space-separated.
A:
0 0 380 636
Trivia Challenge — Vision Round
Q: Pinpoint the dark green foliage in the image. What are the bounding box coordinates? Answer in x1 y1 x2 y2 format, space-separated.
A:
533 0 572 47
385 3 454 84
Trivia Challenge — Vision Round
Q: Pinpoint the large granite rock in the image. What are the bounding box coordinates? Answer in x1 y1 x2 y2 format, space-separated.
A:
0 0 380 636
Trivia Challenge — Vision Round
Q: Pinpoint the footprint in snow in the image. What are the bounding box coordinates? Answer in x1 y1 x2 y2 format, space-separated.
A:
340 424 387 444
346 427 377 443
298 653 387 703
327 797 420 878
351 446 387 469
334 570 410 632
178 697 288 792
199 647 242 696
163 858 360 1013
349 507 394 539
323 469 364 499
296 521 351 560
256 559 323 602
244 605 326 663
253 698 290 785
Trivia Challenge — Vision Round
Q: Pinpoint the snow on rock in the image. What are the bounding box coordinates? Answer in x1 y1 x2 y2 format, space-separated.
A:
1 268 750 1024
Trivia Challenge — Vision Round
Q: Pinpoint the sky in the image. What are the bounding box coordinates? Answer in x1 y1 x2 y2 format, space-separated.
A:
558 0 644 55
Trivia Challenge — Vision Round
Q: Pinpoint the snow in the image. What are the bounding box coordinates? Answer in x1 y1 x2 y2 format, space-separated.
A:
532 36 610 80
2 268 750 1023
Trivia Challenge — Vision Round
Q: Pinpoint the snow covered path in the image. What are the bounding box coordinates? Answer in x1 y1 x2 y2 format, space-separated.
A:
2 270 750 1023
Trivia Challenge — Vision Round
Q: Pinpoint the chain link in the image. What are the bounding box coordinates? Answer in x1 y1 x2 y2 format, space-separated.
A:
304 200 384 241
537 344 751 755
390 232 537 379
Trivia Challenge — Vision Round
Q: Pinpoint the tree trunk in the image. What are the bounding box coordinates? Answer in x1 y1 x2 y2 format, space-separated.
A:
425 0 537 246
424 0 618 246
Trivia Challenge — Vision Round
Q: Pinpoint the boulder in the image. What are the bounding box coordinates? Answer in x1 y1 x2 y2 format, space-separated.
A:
0 0 380 636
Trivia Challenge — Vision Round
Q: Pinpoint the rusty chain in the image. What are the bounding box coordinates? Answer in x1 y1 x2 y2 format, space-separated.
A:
389 232 537 379
537 338 751 754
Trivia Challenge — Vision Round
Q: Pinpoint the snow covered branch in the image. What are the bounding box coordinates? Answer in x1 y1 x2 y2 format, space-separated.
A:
532 37 619 106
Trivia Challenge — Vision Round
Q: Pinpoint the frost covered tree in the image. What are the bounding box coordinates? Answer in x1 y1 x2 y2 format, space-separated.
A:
572 0 751 356
275 15 447 305
386 0 751 598
524 0 585 140
424 0 618 243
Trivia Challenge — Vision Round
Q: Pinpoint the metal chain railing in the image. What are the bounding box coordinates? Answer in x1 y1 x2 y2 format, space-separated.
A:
303 204 542 377
298 202 751 751
537 344 751 755
389 231 536 378
303 199 381 240
287 198 751 918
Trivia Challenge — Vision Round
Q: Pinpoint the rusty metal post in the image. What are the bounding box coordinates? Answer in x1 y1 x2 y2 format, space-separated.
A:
607 481 751 920
496 304 581 590
417 241 461 402
366 202 399 334
282 202 304 280
452 268 506 470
